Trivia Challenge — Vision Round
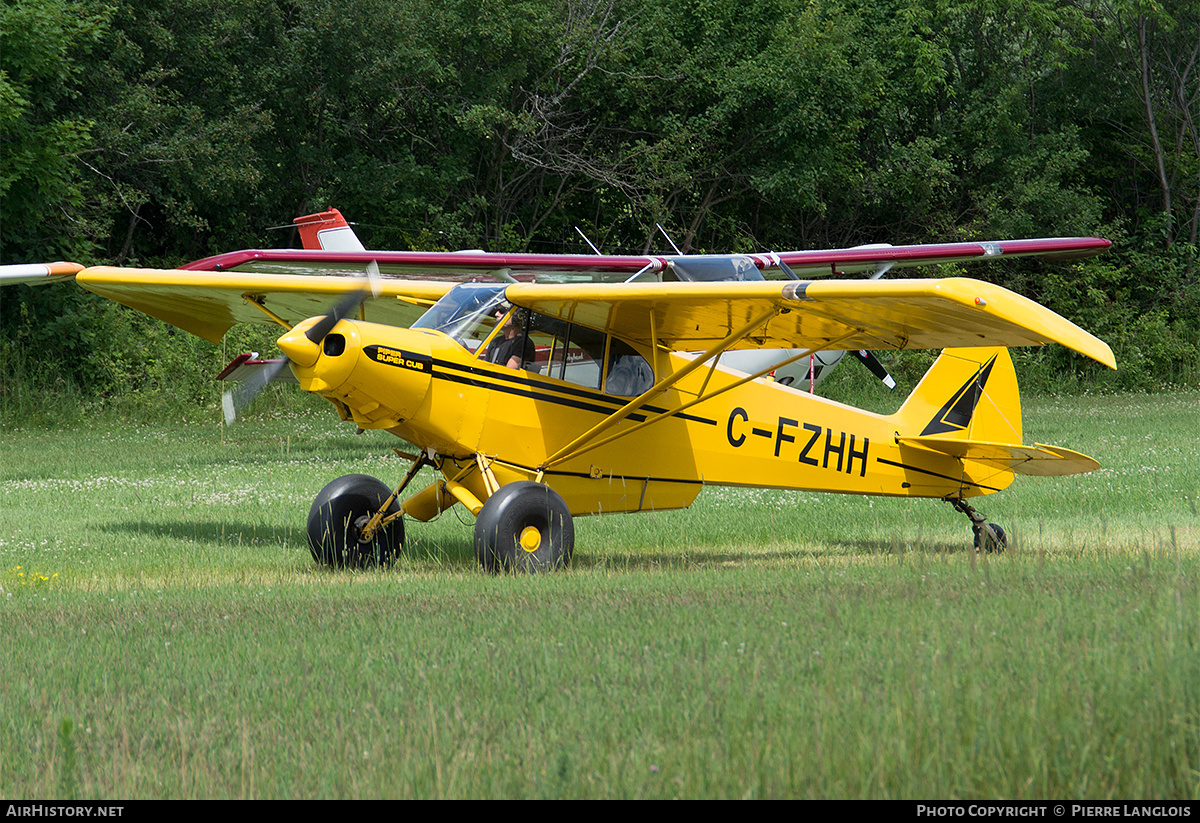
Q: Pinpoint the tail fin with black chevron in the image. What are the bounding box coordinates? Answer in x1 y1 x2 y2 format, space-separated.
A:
892 347 1099 478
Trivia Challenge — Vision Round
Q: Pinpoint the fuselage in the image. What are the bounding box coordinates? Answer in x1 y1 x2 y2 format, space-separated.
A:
284 311 1014 517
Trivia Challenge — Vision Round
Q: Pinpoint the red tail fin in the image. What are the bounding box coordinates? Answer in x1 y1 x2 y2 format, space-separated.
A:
293 208 366 251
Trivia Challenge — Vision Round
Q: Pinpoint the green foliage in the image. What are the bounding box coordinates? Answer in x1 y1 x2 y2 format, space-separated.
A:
0 0 113 262
2 0 1198 414
0 286 299 425
1015 250 1200 392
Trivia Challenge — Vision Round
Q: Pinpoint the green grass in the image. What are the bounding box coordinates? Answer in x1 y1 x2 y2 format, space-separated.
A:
0 390 1196 798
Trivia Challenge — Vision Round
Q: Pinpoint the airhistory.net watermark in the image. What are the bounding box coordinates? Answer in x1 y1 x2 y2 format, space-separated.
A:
5 807 124 818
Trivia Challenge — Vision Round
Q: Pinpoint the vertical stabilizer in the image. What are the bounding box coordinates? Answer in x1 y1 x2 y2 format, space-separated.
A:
889 347 1027 494
294 208 366 251
893 347 1023 445
892 347 1101 480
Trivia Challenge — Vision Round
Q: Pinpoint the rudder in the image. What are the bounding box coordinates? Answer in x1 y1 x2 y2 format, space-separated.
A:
893 346 1023 448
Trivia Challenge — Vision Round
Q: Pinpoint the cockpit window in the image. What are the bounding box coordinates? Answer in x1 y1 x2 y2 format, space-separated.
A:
416 283 655 395
412 283 509 351
605 338 654 396
528 316 605 389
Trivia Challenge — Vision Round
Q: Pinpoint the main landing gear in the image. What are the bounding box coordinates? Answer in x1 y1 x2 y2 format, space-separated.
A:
307 474 405 568
473 481 575 573
306 467 575 574
945 496 1007 553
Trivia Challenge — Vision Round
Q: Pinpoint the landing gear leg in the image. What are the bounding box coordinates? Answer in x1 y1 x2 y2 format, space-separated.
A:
945 496 1007 553
307 453 434 569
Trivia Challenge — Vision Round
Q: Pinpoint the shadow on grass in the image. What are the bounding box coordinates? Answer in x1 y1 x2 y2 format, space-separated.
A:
102 520 299 546
569 538 976 571
101 520 483 569
822 537 979 555
99 520 980 577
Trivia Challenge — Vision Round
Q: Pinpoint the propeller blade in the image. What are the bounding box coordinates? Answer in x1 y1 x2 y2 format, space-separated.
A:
222 358 293 425
854 350 897 389
304 261 382 343
224 262 382 424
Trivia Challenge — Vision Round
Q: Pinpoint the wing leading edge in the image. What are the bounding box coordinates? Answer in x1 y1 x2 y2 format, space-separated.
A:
74 267 1116 369
179 236 1110 281
76 267 455 343
0 262 84 286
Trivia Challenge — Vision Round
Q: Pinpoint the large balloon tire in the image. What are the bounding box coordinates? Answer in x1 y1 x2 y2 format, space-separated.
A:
307 474 404 568
474 481 574 574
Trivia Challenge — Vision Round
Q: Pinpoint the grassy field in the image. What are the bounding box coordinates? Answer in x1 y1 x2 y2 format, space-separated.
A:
0 389 1196 799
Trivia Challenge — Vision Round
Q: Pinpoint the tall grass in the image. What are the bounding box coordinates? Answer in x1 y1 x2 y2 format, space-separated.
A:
0 391 1196 798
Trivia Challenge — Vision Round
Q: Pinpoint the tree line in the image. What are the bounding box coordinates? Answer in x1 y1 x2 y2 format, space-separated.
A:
1 0 1197 414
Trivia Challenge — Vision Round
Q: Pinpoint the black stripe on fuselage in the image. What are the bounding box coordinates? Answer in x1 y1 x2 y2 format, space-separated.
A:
874 456 1005 493
540 468 704 486
430 357 718 426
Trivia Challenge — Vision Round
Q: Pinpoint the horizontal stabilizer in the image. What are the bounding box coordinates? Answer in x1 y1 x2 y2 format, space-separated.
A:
898 435 1100 477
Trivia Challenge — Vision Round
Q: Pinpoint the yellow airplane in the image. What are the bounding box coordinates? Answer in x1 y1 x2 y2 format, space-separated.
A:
64 239 1116 572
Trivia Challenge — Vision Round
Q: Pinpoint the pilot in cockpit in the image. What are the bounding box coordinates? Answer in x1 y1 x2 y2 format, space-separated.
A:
486 306 536 371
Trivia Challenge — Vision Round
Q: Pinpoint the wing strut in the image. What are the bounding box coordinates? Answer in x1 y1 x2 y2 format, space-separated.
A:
538 330 859 473
241 294 295 330
537 306 784 473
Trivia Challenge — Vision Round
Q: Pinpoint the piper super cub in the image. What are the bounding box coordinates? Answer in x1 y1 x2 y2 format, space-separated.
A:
51 233 1115 572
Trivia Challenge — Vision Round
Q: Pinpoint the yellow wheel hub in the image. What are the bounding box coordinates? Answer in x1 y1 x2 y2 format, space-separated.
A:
519 525 542 553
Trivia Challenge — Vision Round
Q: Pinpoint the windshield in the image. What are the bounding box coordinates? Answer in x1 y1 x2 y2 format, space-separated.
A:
412 283 510 349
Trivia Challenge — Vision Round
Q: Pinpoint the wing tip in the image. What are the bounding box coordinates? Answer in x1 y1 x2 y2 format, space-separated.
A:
0 261 84 285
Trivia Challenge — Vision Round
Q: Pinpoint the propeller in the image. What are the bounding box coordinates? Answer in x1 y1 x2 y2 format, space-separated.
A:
222 262 382 425
854 349 897 389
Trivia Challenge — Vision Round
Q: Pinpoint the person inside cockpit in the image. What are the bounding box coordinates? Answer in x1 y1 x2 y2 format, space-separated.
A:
486 306 536 370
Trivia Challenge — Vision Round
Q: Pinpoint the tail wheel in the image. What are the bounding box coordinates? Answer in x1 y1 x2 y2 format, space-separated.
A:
974 522 1007 553
947 498 1006 554
307 474 404 568
474 481 574 573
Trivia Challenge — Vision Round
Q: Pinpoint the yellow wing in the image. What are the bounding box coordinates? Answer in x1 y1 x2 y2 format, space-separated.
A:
76 267 456 343
505 277 1116 368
